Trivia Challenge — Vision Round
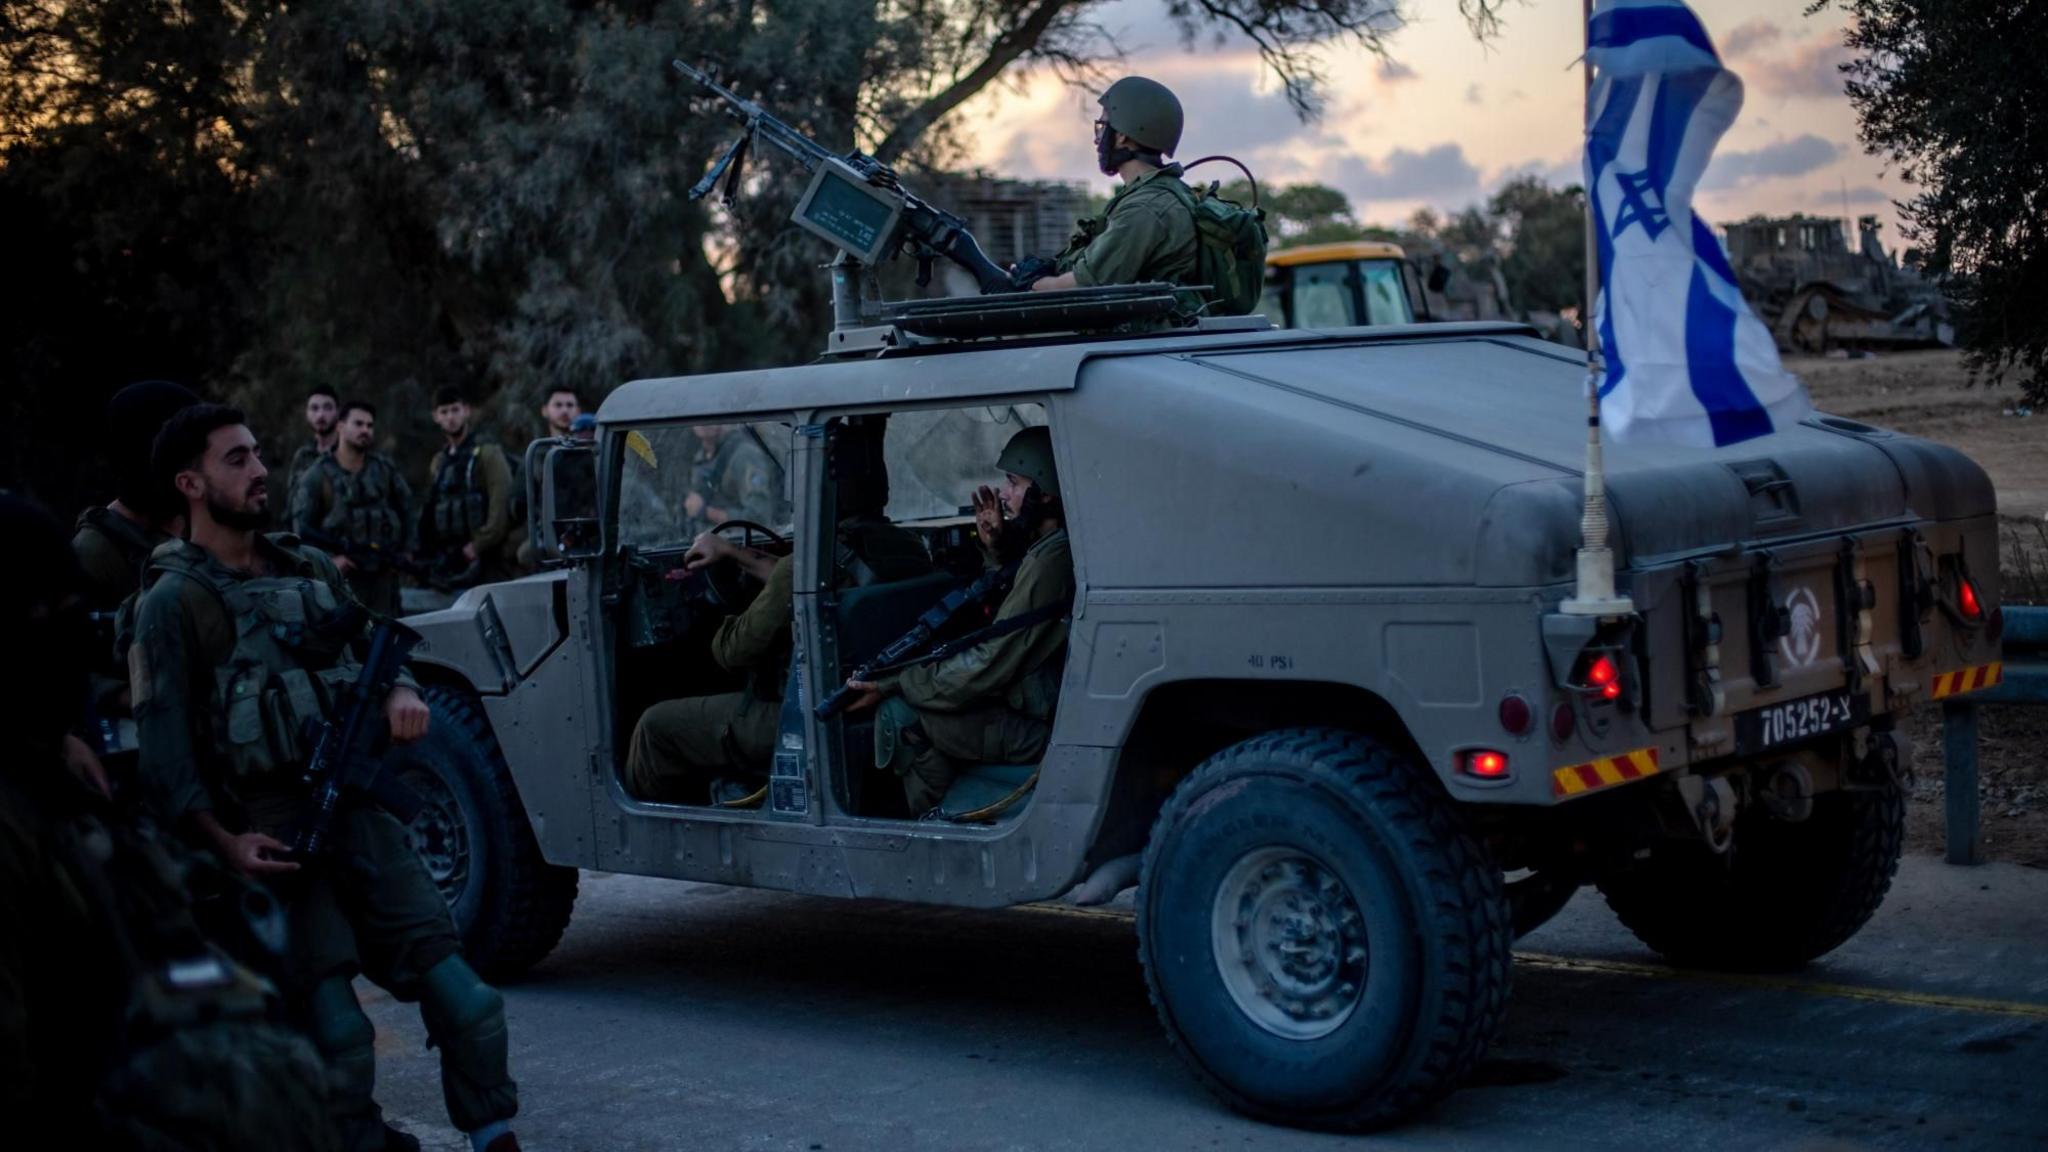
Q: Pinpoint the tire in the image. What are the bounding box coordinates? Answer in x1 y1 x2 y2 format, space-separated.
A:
389 684 579 982
1137 728 1512 1131
1596 776 1904 971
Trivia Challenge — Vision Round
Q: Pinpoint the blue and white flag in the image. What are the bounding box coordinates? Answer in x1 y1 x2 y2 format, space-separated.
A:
1585 0 1812 447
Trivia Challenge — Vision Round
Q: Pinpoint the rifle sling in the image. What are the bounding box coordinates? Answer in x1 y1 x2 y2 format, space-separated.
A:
867 594 1072 678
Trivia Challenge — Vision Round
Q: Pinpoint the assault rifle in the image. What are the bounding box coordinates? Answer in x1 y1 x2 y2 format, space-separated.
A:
296 526 424 580
815 560 1020 719
290 618 425 858
673 60 1018 294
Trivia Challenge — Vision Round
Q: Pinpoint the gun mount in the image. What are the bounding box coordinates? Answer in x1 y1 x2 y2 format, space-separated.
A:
675 60 1019 345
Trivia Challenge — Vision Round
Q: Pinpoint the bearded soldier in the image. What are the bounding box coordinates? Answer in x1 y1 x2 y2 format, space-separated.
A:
131 404 522 1152
290 400 415 616
422 387 518 587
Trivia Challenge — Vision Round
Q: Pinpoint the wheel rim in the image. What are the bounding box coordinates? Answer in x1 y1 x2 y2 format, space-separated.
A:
401 765 471 909
1210 846 1370 1041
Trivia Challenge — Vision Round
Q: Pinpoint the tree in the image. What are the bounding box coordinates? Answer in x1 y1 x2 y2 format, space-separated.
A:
1820 0 2048 403
1487 176 1586 317
1218 180 1394 248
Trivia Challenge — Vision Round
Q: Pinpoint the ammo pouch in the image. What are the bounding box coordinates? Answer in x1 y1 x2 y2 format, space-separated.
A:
220 664 354 780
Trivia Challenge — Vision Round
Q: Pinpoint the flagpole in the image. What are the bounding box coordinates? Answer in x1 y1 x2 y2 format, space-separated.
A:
1561 0 1635 619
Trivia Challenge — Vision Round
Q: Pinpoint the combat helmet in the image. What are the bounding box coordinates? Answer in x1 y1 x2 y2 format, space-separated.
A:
997 426 1060 501
1098 76 1183 156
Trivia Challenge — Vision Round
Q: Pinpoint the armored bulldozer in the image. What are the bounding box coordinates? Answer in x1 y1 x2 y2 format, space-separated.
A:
381 291 2003 1130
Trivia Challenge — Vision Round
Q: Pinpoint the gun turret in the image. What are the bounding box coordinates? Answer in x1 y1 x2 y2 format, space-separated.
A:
673 60 1016 297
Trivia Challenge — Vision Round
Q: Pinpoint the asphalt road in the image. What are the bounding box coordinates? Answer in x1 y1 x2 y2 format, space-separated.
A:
361 856 2048 1151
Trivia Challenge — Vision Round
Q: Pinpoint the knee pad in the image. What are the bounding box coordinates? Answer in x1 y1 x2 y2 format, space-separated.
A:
419 955 503 1038
306 976 375 1059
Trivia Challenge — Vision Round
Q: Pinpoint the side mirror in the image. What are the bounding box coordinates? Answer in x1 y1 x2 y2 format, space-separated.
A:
1426 262 1452 294
524 437 600 565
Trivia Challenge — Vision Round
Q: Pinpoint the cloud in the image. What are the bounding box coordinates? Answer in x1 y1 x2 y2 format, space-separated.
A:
1719 19 1783 61
1465 83 1483 106
1746 34 1854 99
1325 143 1482 204
1843 185 1892 204
1699 134 1842 190
1377 57 1418 84
1494 153 1584 192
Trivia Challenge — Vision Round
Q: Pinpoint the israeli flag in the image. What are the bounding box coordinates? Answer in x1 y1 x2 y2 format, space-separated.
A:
1585 0 1813 447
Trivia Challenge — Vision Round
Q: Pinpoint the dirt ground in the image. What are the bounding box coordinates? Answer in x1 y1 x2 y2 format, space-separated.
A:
1790 350 2047 863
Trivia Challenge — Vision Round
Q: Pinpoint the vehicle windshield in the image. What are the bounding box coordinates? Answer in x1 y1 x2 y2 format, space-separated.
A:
1357 260 1413 325
616 421 792 549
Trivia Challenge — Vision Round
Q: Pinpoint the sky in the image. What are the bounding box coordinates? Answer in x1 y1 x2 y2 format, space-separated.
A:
957 0 1910 246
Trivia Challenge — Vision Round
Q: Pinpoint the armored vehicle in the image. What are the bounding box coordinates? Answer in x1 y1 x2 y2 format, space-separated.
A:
386 296 2003 1130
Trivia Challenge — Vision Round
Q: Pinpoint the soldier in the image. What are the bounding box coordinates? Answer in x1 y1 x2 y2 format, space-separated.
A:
284 386 341 501
2 493 338 1150
72 379 201 611
422 387 518 587
629 420 928 806
291 400 415 616
1019 77 1198 293
683 422 786 536
539 386 581 439
130 404 522 1152
72 380 201 759
840 427 1074 815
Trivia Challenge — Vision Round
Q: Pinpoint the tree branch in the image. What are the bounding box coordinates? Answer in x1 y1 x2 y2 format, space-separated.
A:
873 0 1076 165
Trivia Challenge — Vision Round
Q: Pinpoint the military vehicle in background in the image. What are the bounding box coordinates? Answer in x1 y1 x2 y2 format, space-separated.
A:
1723 214 1954 354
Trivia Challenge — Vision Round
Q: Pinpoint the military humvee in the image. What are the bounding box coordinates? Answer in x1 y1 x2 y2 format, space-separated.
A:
385 293 2003 1130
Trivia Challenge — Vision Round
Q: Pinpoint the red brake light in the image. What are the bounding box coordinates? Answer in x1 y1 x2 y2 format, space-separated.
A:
1959 577 1982 620
1588 656 1617 686
1465 750 1509 779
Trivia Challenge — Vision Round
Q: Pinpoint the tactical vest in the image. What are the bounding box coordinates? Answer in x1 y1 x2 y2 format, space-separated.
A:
429 438 522 544
309 455 405 549
144 539 363 783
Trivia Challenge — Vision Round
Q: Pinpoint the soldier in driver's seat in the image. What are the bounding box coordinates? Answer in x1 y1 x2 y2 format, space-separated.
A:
626 419 928 806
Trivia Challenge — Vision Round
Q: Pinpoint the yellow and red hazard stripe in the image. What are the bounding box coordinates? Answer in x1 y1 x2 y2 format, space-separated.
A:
1552 747 1662 799
1931 662 2003 701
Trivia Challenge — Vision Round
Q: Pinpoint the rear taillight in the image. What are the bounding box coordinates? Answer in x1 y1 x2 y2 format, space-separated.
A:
1461 749 1510 779
1958 575 1983 621
1587 655 1622 700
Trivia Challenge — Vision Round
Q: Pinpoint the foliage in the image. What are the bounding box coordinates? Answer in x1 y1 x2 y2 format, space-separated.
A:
1486 176 1586 317
0 0 1510 514
1818 0 2048 404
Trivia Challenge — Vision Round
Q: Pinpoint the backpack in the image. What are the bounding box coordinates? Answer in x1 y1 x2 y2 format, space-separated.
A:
1165 160 1269 316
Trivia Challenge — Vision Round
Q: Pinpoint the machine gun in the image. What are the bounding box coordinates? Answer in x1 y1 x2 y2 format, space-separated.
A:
673 60 1017 299
296 526 425 580
290 619 425 858
815 560 1021 719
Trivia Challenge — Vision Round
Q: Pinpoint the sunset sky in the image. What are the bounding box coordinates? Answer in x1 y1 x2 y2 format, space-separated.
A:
959 0 1910 247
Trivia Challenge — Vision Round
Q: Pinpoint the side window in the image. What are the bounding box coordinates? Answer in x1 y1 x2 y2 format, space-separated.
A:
1360 261 1413 325
616 420 793 550
875 404 1046 524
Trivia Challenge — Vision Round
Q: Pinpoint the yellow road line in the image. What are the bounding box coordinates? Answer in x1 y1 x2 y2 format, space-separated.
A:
1016 903 2048 1021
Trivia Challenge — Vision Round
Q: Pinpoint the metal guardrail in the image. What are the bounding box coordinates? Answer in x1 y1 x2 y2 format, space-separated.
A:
1941 604 2048 865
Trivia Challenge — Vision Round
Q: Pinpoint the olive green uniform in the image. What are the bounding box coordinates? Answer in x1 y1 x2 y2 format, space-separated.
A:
627 519 930 803
291 452 415 616
72 506 172 723
1055 164 1200 288
875 528 1073 814
283 439 332 509
129 534 516 1149
423 434 518 586
689 429 786 536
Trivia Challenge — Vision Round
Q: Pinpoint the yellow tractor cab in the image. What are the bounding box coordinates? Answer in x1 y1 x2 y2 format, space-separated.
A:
1256 241 1439 329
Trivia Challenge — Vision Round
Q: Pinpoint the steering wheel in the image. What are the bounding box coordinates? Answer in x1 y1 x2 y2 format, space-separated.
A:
712 519 787 550
699 519 788 611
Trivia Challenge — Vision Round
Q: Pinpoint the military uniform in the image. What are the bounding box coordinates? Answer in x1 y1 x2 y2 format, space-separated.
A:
874 527 1074 814
72 506 174 728
689 429 786 535
129 534 517 1150
1054 164 1200 288
423 434 518 586
283 439 332 509
291 452 415 616
627 519 930 803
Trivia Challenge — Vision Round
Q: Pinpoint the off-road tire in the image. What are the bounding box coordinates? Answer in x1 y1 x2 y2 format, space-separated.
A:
1137 727 1512 1131
393 685 579 982
1596 776 1904 971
